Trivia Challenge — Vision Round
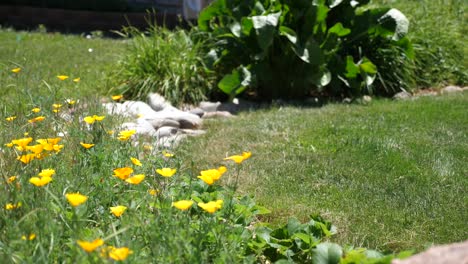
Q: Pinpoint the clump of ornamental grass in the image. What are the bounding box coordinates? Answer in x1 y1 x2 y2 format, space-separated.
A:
112 25 217 106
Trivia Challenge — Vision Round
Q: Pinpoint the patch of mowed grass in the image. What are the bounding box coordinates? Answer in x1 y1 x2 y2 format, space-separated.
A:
0 28 126 112
177 93 468 252
372 0 467 87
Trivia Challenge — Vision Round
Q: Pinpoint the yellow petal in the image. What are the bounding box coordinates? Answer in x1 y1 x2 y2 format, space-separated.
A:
125 174 145 185
172 200 193 211
110 205 127 217
156 168 176 177
66 193 88 207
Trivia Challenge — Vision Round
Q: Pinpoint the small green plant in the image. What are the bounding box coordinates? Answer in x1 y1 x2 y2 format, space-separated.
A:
198 0 413 99
113 26 217 106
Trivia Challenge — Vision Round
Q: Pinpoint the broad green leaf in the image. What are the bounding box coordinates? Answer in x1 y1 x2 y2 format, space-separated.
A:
378 8 409 40
293 37 322 65
198 0 225 31
327 0 344 8
345 56 360 78
320 70 332 86
311 242 343 264
252 205 272 215
204 49 219 69
287 218 303 235
292 233 311 244
241 17 254 36
230 22 241 37
329 22 351 37
279 26 297 44
218 66 252 96
251 12 281 50
359 58 377 74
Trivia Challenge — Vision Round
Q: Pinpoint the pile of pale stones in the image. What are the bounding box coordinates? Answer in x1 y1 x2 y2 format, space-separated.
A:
392 85 467 100
102 93 252 149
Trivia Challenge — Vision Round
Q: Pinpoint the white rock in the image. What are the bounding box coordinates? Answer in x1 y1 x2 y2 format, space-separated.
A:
189 108 205 117
441 85 463 94
104 101 202 129
146 118 181 130
202 111 234 119
363 95 372 103
121 119 157 137
156 126 178 138
392 240 468 264
147 93 172 111
393 91 412 100
199 101 221 112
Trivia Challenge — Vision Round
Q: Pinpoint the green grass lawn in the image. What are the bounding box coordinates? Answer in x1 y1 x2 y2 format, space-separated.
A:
0 29 126 113
177 94 468 252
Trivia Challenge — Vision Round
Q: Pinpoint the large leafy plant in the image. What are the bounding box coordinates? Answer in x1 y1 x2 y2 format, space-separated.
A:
198 0 413 99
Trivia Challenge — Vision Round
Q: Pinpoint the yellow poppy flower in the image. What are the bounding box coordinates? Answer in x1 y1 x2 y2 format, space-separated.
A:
125 174 145 185
26 144 44 154
38 169 55 178
156 168 176 177
52 103 62 109
22 233 36 241
113 167 133 180
110 205 127 217
112 95 123 101
148 189 159 196
162 150 174 158
5 202 22 210
172 200 193 211
29 176 52 187
28 116 45 123
31 107 40 113
66 193 88 207
17 154 35 164
130 157 142 166
66 99 76 105
7 176 17 183
73 77 80 82
109 247 133 261
57 75 69 81
197 166 227 185
224 151 252 164
80 142 95 149
5 116 16 121
198 200 223 214
117 130 136 141
77 239 104 253
92 115 105 121
12 137 33 148
11 67 21 73
83 116 95 124
53 144 64 153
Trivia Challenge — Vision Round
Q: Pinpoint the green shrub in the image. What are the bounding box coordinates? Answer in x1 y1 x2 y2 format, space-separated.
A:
113 26 217 105
197 0 413 100
372 0 467 88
